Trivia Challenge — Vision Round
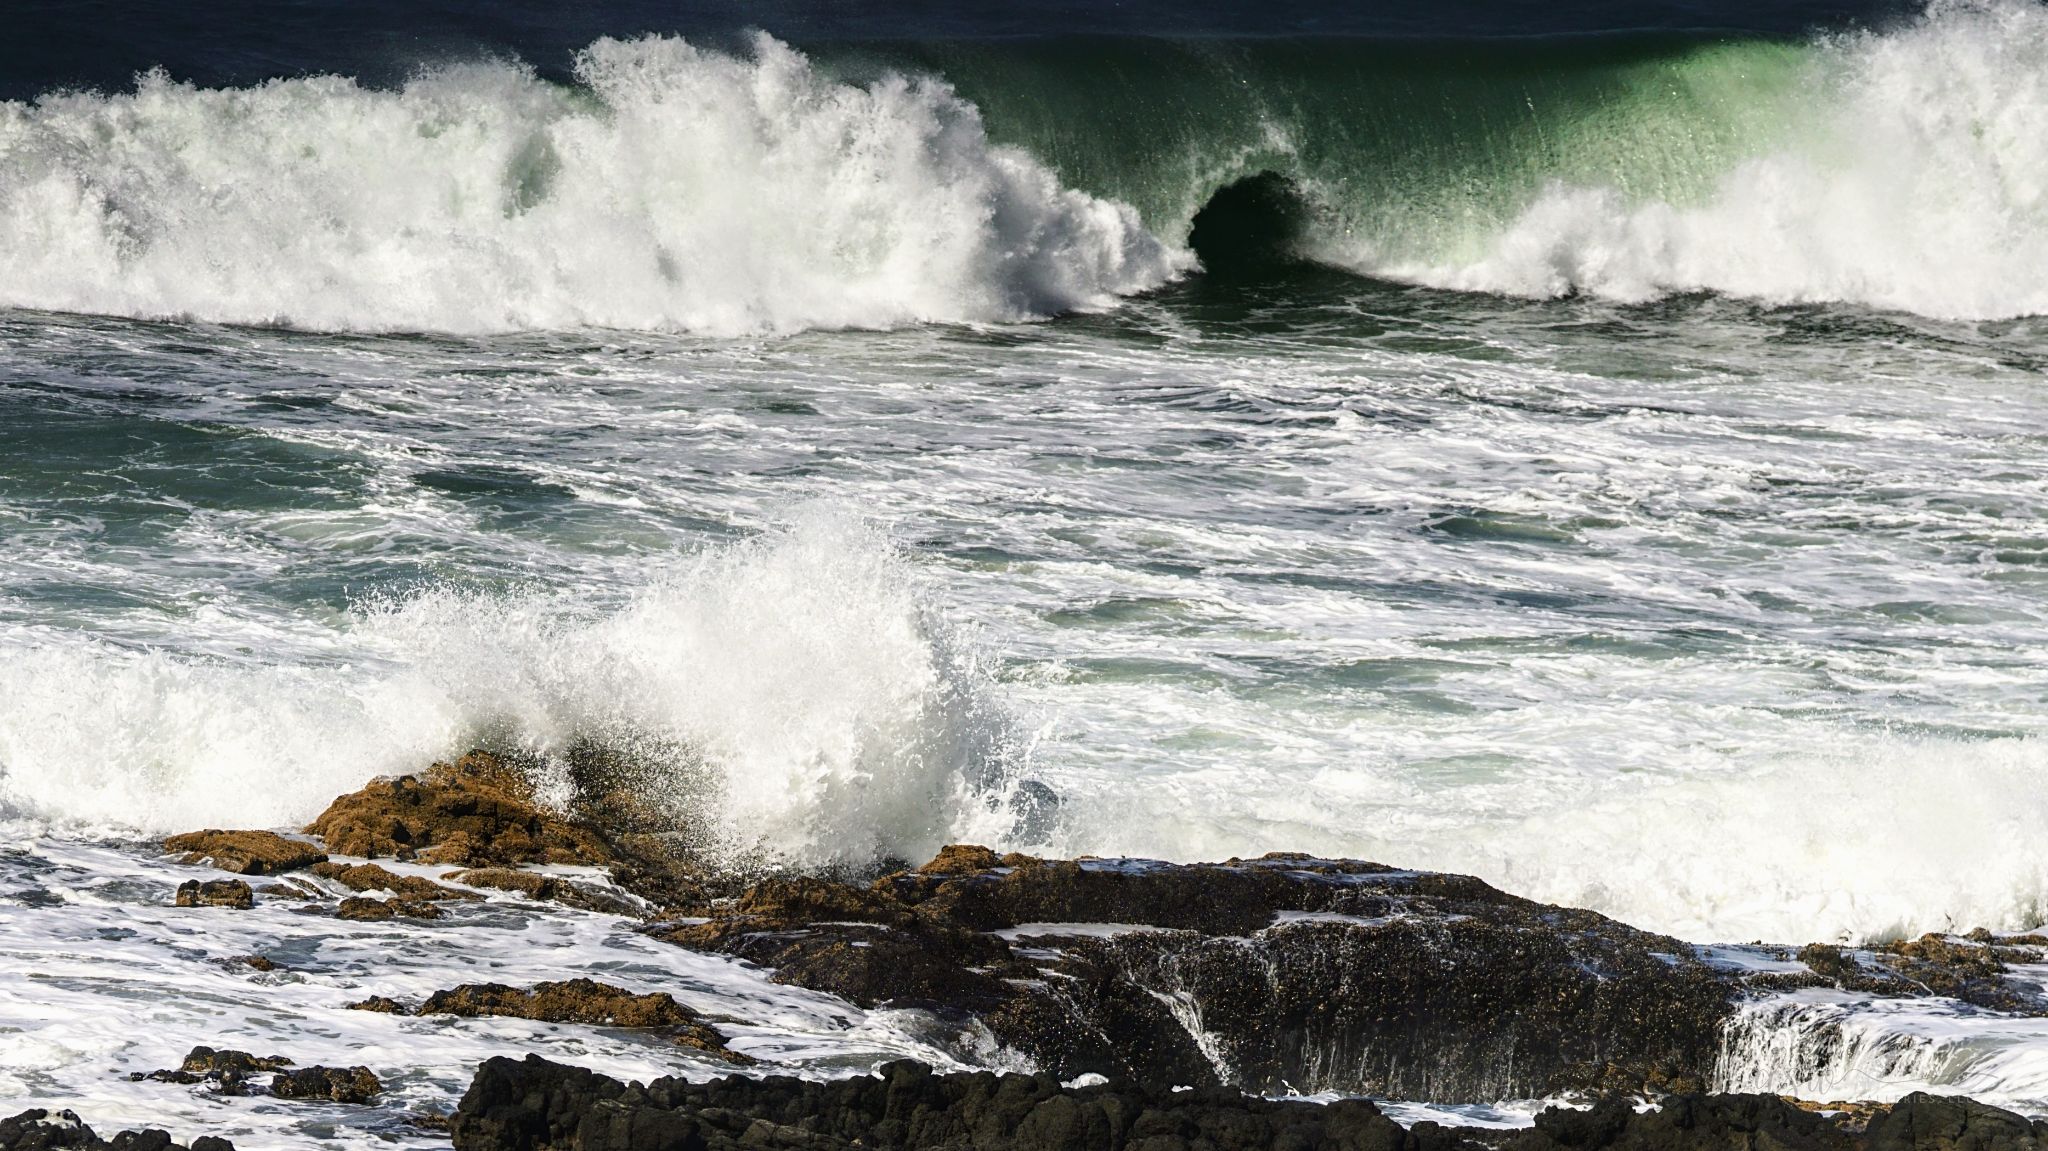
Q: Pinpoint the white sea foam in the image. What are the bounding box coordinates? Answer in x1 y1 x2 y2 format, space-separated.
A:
0 35 1181 335
1716 990 2048 1114
0 509 1022 868
1343 0 2048 319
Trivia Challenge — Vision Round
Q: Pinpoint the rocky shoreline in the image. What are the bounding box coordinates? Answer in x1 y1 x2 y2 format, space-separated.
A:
13 751 2048 1150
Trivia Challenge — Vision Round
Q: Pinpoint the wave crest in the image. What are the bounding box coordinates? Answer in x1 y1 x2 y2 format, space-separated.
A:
0 34 1181 335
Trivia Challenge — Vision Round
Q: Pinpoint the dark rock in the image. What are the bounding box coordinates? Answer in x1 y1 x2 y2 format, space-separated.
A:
130 1046 293 1095
335 895 442 921
230 955 276 972
162 830 325 876
446 1059 2048 1151
653 848 1735 1100
173 880 254 910
269 1065 382 1104
417 979 750 1062
1 1108 237 1151
449 1055 1414 1151
347 995 407 1013
311 861 477 901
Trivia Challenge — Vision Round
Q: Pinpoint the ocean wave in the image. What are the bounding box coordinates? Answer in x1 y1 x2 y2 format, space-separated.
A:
0 509 1025 867
0 35 1181 335
1326 0 2048 317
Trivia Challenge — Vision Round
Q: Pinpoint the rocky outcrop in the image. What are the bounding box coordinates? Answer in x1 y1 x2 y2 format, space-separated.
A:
297 749 714 910
652 849 1737 1100
446 1056 2048 1151
370 979 749 1062
305 752 613 868
173 880 253 910
0 1110 234 1151
162 830 325 876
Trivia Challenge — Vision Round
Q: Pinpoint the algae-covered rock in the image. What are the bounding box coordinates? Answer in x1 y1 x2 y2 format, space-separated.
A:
417 979 749 1062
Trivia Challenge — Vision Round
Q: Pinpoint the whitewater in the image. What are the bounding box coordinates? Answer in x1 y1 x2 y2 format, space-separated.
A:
7 0 2048 1141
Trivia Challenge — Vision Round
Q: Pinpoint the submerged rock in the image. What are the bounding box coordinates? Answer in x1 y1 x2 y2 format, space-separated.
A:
0 1109 235 1151
411 979 750 1062
129 1047 293 1095
172 880 253 910
269 1065 382 1104
653 848 1736 1100
310 861 477 901
445 867 643 916
162 830 325 876
333 895 442 921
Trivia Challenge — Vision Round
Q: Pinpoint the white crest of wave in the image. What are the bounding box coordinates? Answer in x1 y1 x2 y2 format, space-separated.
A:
0 35 1180 335
1353 0 2048 319
0 510 1020 866
1417 732 2048 945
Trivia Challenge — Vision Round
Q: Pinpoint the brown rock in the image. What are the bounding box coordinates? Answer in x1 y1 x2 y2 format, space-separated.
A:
310 861 475 901
335 896 442 921
416 978 750 1062
164 830 325 876
443 867 641 916
174 879 254 910
303 751 612 868
132 1046 292 1095
270 1065 381 1104
346 996 407 1013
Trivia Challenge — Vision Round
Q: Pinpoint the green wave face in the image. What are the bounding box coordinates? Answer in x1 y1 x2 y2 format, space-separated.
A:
822 36 1817 265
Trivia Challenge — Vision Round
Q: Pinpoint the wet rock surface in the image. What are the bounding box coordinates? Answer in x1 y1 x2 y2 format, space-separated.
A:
161 830 325 877
332 894 444 920
0 1109 234 1151
447 1057 2048 1151
172 879 253 910
310 860 477 901
653 849 1739 1099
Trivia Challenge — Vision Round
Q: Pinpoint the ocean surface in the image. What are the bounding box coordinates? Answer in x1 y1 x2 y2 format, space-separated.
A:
5 0 2048 1142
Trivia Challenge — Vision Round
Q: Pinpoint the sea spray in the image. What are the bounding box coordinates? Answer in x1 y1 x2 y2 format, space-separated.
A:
0 508 1026 867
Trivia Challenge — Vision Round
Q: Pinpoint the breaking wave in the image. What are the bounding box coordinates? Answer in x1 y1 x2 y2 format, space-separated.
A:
0 510 1026 867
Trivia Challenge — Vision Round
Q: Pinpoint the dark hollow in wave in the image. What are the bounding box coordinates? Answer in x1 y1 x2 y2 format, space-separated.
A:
1186 171 1312 279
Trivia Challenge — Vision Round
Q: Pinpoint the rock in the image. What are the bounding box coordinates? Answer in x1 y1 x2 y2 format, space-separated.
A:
334 895 442 921
0 1110 236 1151
445 868 642 916
161 830 325 876
304 751 612 868
347 995 407 1013
446 1058 2048 1151
653 848 1737 1100
230 955 276 972
128 1047 292 1095
269 1065 382 1104
173 880 253 910
1864 1092 2048 1151
417 979 749 1062
310 861 476 901
449 1054 1417 1151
